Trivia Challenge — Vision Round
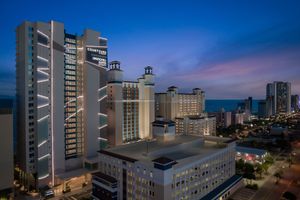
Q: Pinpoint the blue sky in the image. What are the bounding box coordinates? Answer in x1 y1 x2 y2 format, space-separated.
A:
1 0 300 98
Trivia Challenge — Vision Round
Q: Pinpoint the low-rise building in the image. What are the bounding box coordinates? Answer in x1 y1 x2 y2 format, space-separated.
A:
236 146 268 164
175 115 216 136
95 135 241 200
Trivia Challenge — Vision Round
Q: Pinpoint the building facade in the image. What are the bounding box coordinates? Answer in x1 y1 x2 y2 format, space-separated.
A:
107 61 155 146
175 115 216 136
0 99 14 198
155 87 205 121
96 136 237 200
16 21 108 189
266 81 291 115
291 94 299 112
258 100 267 118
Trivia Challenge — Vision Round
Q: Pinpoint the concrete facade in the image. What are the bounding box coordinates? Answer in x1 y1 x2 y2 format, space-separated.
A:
96 136 236 200
107 62 155 146
175 115 216 136
155 87 205 121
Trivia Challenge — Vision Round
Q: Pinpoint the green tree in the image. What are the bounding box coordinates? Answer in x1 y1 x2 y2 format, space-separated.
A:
255 164 263 178
261 162 269 174
265 154 274 165
236 159 245 175
244 163 255 184
273 170 283 184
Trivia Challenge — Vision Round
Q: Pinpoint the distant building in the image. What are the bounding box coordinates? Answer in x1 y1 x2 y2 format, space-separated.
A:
155 87 205 120
258 100 267 118
266 81 291 115
107 61 155 146
96 135 241 200
237 97 252 114
236 146 268 164
224 111 232 127
291 95 299 112
175 115 216 136
0 99 14 198
211 109 232 128
232 112 244 125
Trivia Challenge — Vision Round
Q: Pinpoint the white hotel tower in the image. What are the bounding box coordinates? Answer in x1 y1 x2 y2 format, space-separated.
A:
107 61 155 146
16 21 108 189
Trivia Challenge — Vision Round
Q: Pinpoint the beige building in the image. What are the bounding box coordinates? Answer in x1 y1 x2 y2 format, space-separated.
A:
175 115 216 136
16 21 108 190
95 135 240 200
155 86 205 121
107 61 155 146
0 100 14 198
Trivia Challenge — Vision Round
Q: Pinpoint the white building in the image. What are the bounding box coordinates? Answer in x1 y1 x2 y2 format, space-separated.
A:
95 135 241 200
107 62 155 146
175 115 216 136
16 21 108 190
155 87 205 121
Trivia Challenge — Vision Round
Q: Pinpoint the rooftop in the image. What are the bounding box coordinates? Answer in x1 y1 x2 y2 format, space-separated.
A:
99 135 234 167
236 146 267 156
92 171 117 184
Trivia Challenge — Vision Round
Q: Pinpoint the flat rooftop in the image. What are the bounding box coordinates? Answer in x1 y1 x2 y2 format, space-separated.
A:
99 135 233 167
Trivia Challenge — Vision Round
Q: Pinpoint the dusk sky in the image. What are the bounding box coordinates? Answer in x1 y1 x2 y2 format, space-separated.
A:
1 0 300 98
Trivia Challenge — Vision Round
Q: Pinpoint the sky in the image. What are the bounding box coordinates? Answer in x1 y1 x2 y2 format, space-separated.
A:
0 0 300 98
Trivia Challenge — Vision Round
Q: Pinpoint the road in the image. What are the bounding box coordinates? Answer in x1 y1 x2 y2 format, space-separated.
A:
250 141 300 200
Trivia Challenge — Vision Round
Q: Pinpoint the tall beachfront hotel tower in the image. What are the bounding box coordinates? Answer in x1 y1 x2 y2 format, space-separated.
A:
107 61 155 146
16 21 108 189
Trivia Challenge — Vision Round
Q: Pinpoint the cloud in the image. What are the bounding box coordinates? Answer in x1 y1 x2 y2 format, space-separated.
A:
154 24 300 98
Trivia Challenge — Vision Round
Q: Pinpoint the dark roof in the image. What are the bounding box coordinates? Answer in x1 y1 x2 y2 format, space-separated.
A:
168 86 177 89
92 171 117 184
188 115 204 120
123 80 138 83
152 120 175 125
223 138 237 144
0 108 12 114
152 156 176 165
201 175 243 200
236 146 267 156
98 150 137 163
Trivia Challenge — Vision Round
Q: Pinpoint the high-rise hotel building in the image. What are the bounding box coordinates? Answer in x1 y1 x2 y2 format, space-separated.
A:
16 21 108 188
107 61 155 146
155 87 205 121
266 81 291 115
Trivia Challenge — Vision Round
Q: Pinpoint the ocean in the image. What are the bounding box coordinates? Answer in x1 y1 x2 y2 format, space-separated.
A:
205 99 261 113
